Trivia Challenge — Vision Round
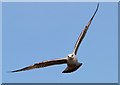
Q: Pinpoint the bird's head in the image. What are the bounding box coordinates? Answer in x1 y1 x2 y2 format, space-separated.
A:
67 53 75 60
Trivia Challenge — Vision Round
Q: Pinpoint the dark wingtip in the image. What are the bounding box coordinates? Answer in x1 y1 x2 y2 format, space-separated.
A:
7 70 18 73
91 3 99 21
97 3 99 12
10 70 18 73
97 3 99 8
8 71 18 73
9 69 23 73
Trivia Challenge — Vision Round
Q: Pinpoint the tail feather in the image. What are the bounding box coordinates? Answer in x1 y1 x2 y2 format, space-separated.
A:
62 63 82 73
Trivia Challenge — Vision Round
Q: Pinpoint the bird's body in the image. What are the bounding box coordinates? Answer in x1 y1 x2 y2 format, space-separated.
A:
11 3 99 73
63 54 82 73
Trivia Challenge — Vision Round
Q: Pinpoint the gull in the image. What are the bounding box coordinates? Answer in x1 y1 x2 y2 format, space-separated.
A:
11 3 99 73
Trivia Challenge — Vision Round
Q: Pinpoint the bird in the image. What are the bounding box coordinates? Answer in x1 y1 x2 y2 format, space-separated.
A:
11 3 99 73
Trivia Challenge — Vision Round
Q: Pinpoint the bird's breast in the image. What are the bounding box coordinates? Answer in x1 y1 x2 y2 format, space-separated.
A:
67 57 78 65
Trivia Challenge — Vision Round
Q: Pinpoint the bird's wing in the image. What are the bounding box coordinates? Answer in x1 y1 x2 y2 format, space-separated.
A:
73 3 99 55
11 58 67 72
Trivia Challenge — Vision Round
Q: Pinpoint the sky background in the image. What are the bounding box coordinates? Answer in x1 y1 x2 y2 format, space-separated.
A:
2 2 118 83
0 2 2 85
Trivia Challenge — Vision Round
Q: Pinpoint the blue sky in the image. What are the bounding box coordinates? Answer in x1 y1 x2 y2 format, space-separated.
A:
2 2 118 83
0 2 2 85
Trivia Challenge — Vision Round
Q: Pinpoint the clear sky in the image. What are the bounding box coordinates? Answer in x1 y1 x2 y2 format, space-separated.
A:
0 2 2 85
2 2 118 83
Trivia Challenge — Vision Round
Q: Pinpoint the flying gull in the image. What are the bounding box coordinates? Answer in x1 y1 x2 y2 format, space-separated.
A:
11 3 99 73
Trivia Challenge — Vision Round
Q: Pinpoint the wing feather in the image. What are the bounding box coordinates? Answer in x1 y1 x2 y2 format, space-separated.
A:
73 3 99 55
11 58 67 72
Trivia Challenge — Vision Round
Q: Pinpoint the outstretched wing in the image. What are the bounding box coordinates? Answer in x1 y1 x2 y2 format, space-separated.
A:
73 3 99 55
11 58 67 72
